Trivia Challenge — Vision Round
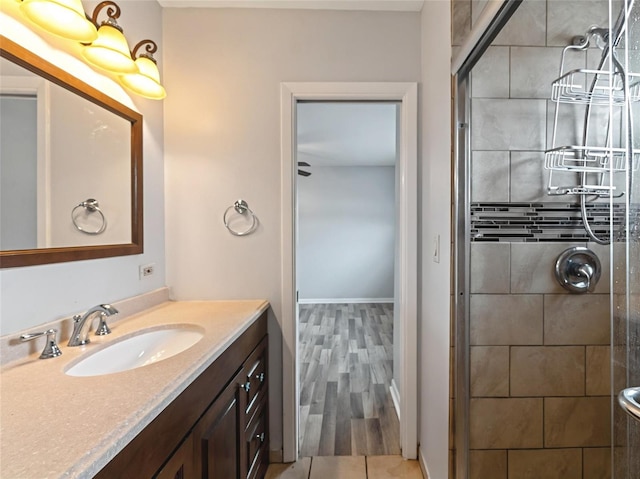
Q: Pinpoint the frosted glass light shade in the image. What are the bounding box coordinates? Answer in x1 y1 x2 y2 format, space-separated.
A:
20 0 98 43
120 56 166 100
82 23 137 74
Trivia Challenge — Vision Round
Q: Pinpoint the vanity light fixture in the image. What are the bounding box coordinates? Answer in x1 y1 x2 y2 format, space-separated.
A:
119 40 166 100
82 1 137 74
18 0 98 43
16 0 166 100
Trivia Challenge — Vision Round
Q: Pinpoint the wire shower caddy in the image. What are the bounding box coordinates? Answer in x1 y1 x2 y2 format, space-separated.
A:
545 41 640 197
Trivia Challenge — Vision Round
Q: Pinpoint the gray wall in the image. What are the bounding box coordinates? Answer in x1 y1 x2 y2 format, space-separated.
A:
297 166 395 302
0 96 37 250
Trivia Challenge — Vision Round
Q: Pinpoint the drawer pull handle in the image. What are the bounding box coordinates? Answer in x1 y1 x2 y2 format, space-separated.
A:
256 432 265 443
243 381 251 392
256 372 265 383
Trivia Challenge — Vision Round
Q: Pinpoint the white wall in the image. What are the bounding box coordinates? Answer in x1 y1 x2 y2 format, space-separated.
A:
163 7 421 458
297 165 395 302
0 1 166 335
420 1 452 478
0 67 131 249
49 84 131 247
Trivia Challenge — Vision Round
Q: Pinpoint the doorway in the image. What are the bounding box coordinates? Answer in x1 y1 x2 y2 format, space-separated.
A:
0 72 48 250
296 101 399 457
280 82 418 462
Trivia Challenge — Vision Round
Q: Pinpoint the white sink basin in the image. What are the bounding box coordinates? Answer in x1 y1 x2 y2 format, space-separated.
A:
65 325 204 377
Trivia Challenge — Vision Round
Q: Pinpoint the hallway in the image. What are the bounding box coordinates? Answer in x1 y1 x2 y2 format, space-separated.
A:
298 303 399 456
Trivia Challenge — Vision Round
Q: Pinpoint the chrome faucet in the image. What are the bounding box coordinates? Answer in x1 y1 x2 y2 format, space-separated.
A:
68 304 118 347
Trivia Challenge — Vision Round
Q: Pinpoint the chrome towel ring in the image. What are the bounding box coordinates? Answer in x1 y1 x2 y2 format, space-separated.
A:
72 199 107 235
223 199 258 236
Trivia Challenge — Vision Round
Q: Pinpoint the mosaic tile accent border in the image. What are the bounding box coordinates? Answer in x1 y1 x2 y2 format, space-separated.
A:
471 203 627 242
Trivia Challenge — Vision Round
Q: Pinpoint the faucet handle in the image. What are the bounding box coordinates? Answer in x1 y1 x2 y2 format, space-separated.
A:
95 312 112 336
20 329 62 359
575 263 595 291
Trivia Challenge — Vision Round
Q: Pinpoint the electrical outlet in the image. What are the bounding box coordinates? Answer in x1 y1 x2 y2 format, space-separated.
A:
139 263 155 279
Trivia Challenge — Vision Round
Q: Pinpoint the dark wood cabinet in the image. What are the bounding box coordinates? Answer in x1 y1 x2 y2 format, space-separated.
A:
155 435 195 479
242 338 269 479
197 369 243 479
245 394 269 479
95 311 269 479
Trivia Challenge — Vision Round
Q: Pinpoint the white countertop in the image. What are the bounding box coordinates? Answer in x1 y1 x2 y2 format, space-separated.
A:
0 300 269 479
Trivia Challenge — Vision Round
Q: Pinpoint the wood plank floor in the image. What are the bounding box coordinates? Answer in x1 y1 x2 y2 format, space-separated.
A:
298 303 400 457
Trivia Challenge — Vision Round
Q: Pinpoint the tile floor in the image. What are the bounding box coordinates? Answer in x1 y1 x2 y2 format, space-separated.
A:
265 455 424 479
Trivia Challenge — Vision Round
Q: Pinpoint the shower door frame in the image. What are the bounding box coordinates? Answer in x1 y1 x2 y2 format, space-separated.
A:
453 72 471 479
451 1 525 478
613 1 640 476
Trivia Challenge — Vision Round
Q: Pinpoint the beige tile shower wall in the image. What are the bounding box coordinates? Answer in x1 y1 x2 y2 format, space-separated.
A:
466 3 613 478
468 242 612 479
469 1 620 204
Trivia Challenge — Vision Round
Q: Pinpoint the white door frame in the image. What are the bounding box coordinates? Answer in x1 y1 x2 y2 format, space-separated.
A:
280 82 418 462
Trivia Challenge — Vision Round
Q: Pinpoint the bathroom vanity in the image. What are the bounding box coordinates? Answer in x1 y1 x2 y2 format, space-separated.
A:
0 299 269 479
96 307 269 479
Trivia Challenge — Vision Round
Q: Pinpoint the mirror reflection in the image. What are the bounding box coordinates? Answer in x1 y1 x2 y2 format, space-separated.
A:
0 56 132 251
0 36 143 268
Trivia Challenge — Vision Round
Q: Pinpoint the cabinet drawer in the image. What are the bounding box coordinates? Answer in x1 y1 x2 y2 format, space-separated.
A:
242 337 267 419
246 396 268 479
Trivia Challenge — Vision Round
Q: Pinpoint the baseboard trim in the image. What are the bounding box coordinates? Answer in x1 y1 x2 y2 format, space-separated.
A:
419 446 429 479
390 379 401 421
298 298 394 304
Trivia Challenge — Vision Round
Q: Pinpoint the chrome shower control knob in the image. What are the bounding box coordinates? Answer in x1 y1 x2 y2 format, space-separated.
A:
555 246 601 293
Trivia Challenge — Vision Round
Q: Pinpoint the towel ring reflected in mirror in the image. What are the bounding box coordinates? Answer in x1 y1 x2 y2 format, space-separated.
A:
72 199 107 235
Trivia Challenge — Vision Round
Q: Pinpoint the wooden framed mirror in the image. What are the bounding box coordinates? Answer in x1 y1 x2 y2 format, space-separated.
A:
0 36 143 268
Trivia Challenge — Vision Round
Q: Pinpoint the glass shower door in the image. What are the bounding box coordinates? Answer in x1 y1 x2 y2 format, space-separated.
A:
613 0 640 477
452 0 640 476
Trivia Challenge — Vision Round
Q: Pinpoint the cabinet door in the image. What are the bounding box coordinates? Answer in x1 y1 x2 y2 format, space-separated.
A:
154 434 194 479
197 372 245 479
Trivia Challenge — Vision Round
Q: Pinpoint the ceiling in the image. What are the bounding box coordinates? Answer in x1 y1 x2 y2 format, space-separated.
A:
296 102 398 168
158 0 424 11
